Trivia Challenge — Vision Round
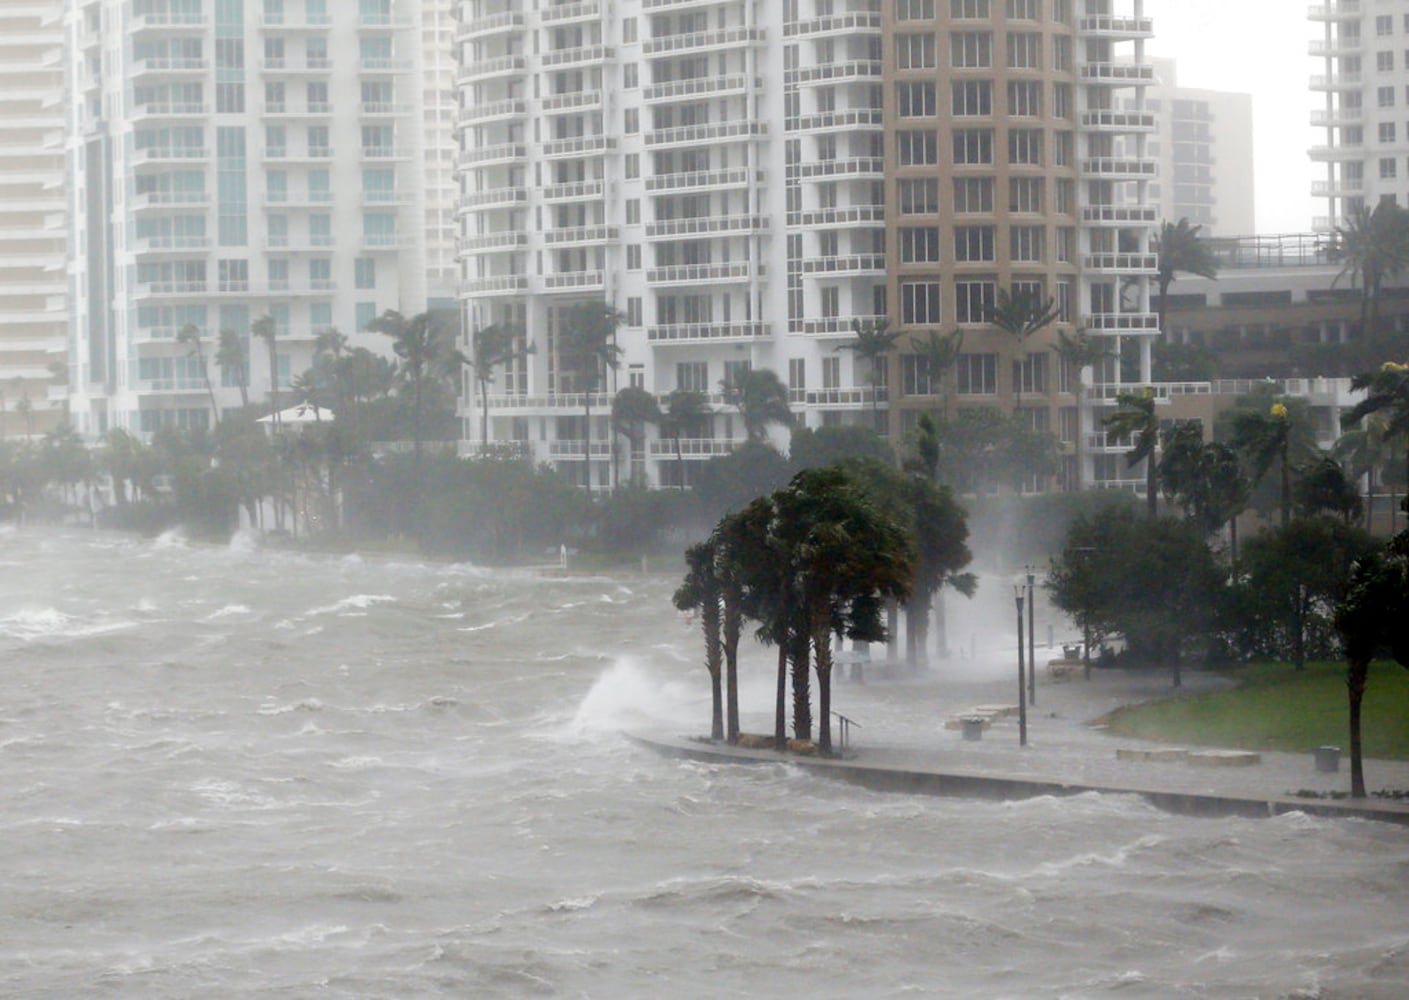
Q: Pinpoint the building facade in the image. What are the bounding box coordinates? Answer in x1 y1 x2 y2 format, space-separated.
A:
1310 0 1409 231
65 0 438 439
1 2 69 439
455 0 1158 493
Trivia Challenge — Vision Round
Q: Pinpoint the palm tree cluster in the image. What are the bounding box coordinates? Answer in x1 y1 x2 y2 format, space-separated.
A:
673 462 974 755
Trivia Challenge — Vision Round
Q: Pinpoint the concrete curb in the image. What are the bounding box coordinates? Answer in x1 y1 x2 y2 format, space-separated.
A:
627 732 1409 827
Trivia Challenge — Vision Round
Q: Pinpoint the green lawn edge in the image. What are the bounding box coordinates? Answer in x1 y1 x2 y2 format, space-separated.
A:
1102 661 1409 760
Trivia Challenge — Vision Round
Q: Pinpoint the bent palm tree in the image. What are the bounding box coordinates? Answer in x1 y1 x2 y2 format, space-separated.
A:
1230 402 1297 527
216 328 250 409
1343 360 1409 501
1103 388 1160 516
611 386 661 488
252 315 279 430
469 322 531 450
1154 218 1220 338
983 289 1059 414
1331 202 1409 336
177 324 220 427
558 301 624 488
836 317 902 431
367 310 462 462
1054 328 1111 490
661 389 708 489
725 368 793 445
914 327 964 421
674 540 724 741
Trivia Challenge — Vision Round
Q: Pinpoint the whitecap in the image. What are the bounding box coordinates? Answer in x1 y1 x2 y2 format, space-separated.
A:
153 528 187 549
206 604 252 620
307 594 397 616
257 697 324 715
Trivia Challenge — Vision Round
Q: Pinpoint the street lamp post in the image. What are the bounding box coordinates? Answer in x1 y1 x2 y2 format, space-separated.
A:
1026 566 1037 706
1014 585 1028 747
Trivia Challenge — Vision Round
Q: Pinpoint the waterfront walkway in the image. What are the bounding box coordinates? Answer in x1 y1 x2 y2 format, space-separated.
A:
630 666 1409 826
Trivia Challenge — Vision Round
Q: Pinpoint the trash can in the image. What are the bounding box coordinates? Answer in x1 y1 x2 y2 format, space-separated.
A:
1314 746 1341 773
961 717 985 742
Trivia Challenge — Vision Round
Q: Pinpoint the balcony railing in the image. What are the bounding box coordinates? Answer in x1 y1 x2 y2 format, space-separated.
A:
647 322 771 344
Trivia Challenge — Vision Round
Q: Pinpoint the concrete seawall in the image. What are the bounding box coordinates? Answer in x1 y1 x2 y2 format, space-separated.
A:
627 733 1409 827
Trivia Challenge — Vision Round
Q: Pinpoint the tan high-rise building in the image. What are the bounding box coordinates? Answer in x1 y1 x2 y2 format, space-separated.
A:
0 1 68 439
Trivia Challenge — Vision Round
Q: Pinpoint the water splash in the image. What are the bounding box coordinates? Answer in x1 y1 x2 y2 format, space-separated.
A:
571 657 704 733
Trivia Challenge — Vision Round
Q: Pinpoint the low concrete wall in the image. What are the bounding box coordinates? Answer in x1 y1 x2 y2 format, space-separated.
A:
626 733 1409 827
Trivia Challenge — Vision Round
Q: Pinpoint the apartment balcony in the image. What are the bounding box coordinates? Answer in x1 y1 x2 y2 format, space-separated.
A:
130 56 209 76
784 12 882 37
1310 143 1365 162
130 378 207 395
540 90 603 113
537 270 605 294
549 439 614 460
1079 63 1155 86
263 146 336 162
130 101 209 122
360 101 414 117
800 315 888 337
645 120 766 149
543 225 618 247
641 0 722 10
1077 15 1154 38
1311 177 1364 197
359 57 414 74
1083 312 1159 333
457 55 527 83
264 191 336 208
645 215 769 240
540 180 604 202
130 191 210 212
458 231 529 252
646 261 755 285
1082 253 1158 275
358 11 415 30
361 190 412 207
794 157 884 181
260 57 333 75
263 234 336 252
458 142 528 167
796 387 884 410
642 26 765 57
647 321 771 345
1309 37 1363 56
540 135 616 159
644 167 758 193
1310 106 1363 126
361 233 412 252
134 280 208 299
648 438 739 459
480 392 612 413
642 75 751 104
1308 2 1362 21
787 61 882 87
258 12 332 30
458 99 527 128
790 108 884 133
1081 157 1158 180
132 235 211 255
1078 109 1157 133
801 254 886 276
130 146 209 166
260 102 333 118
540 2 600 25
456 10 526 39
361 145 411 161
461 274 530 295
1310 72 1363 90
1081 205 1159 225
131 12 208 32
788 206 886 228
540 45 614 70
460 187 529 209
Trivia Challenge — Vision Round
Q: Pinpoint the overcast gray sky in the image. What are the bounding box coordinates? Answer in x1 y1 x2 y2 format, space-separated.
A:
1144 0 1316 234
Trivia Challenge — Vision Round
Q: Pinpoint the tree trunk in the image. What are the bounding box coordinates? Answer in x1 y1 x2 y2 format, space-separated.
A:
1146 451 1158 518
703 602 723 741
813 620 834 756
479 379 490 450
1294 587 1307 670
583 400 592 490
723 596 741 744
1348 658 1368 798
774 643 788 751
790 624 811 742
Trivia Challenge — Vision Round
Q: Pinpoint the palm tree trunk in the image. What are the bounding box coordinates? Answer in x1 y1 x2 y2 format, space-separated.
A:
1146 452 1158 518
583 399 592 490
789 624 811 742
1349 658 1368 798
723 600 740 744
479 377 490 450
674 432 685 490
813 620 834 756
774 643 788 751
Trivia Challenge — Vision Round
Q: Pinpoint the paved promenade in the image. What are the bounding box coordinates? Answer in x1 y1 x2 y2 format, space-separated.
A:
634 664 1409 825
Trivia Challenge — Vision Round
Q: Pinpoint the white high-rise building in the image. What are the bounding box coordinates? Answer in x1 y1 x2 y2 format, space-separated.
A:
0 2 69 439
65 0 439 439
456 0 1158 495
1310 0 1407 231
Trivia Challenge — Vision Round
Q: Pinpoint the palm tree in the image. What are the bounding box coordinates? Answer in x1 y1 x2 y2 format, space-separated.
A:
366 310 461 462
983 288 1059 414
1343 360 1409 503
674 540 724 741
1103 388 1160 516
1158 422 1250 566
836 317 903 432
913 327 964 422
251 315 279 430
557 301 624 489
1230 401 1298 527
1335 413 1396 528
468 323 531 451
1331 202 1409 336
1054 329 1111 490
1154 218 1220 338
724 367 793 445
177 324 220 427
610 386 661 488
661 389 708 489
216 328 250 409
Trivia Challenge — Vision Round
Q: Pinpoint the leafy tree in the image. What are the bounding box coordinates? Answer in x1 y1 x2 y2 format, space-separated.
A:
692 440 790 524
177 324 220 426
930 406 1056 495
1102 388 1160 516
1295 456 1363 524
1158 422 1249 552
1155 218 1219 338
216 328 250 409
1335 413 1397 528
789 425 894 473
984 288 1060 413
557 300 624 488
837 317 902 431
660 389 709 489
1331 201 1409 336
1343 360 1409 499
674 540 724 741
468 323 531 450
1228 400 1311 528
610 386 660 489
724 367 793 444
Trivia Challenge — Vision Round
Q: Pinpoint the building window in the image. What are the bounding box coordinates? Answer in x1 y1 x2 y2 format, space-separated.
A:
626 297 642 327
623 16 637 42
952 128 993 164
956 353 997 394
901 355 934 396
955 280 996 324
1381 157 1398 179
897 0 936 19
1008 80 1042 117
1055 178 1074 215
1377 14 1393 35
898 130 939 165
676 361 707 392
951 80 993 116
354 257 375 289
897 81 937 118
789 357 807 390
1009 129 1043 165
896 33 937 69
627 245 642 269
625 153 639 179
626 199 640 224
624 63 638 88
1013 351 1048 395
1006 0 1038 18
1007 32 1041 70
950 32 992 69
953 177 994 213
624 108 638 133
1053 82 1072 118
1381 122 1397 144
1009 176 1043 213
900 226 942 263
1380 86 1396 108
355 302 377 332
821 286 840 317
954 226 995 262
1010 226 1045 262
899 177 940 214
1379 50 1394 72
1057 280 1074 323
822 356 841 389
950 0 990 21
900 281 943 324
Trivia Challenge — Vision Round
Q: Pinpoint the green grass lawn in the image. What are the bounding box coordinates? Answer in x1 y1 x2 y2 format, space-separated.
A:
1104 661 1409 760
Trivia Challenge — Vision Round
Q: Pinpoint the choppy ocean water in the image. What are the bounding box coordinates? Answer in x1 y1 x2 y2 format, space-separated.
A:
1 527 1407 999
